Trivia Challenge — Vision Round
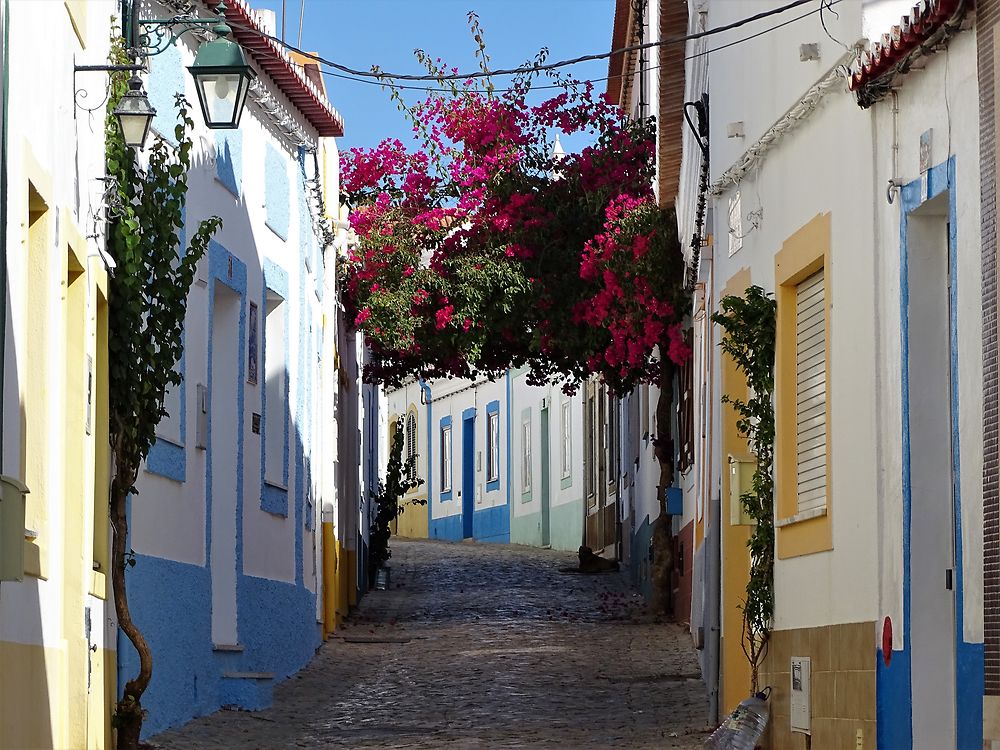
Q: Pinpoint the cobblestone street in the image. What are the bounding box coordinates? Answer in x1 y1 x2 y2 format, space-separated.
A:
149 540 709 749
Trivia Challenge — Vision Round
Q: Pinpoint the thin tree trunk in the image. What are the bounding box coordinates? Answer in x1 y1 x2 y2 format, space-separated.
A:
111 467 153 750
650 355 676 616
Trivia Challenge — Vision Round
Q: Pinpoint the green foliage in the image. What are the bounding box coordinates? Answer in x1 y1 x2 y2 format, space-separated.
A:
105 36 222 485
711 285 776 690
369 416 425 582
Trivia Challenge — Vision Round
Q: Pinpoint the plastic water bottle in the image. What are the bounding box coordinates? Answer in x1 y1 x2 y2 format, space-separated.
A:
704 689 770 749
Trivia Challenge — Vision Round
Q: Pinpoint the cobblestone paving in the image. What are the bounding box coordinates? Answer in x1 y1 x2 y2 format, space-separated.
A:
149 539 710 749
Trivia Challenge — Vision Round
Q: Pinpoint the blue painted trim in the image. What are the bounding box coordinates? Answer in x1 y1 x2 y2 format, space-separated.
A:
892 156 983 750
264 143 290 240
146 437 186 482
261 260 291 516
473 503 509 543
215 130 243 197
462 407 477 420
429 513 462 541
261 482 288 516
439 414 453 501
147 211 188 482
485 399 500 492
205 240 248 631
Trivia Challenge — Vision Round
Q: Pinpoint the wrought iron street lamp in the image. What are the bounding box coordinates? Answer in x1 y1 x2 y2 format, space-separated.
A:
187 18 256 129
113 74 157 148
74 1 255 148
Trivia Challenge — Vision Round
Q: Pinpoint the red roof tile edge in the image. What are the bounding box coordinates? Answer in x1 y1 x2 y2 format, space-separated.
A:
221 0 344 137
849 0 967 96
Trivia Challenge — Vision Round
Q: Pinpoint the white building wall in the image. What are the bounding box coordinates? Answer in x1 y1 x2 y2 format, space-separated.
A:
869 30 983 646
707 0 880 631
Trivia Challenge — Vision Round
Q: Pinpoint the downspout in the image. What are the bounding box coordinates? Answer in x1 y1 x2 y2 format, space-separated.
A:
420 381 432 533
0 0 9 469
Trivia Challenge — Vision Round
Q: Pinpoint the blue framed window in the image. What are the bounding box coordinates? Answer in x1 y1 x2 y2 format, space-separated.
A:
486 400 500 492
439 415 453 501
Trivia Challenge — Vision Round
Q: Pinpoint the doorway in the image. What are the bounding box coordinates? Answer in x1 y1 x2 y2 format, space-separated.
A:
210 281 240 646
462 411 475 539
540 402 551 547
905 190 956 749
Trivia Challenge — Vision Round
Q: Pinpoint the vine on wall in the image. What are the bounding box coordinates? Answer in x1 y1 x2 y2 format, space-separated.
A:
711 285 776 691
368 416 425 584
104 30 222 750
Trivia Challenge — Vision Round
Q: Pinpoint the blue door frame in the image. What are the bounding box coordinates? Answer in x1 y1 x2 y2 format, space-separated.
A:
462 411 475 538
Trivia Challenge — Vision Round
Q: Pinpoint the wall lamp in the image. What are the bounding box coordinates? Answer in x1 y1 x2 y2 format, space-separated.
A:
75 1 256 149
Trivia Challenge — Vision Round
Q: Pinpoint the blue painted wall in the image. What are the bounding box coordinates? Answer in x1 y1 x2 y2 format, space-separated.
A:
124 223 322 738
265 144 290 240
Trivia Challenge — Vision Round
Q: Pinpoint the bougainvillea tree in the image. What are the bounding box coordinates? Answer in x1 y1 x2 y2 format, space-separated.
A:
341 20 689 610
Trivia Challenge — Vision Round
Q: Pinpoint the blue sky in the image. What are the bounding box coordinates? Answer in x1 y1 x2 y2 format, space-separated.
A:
252 0 616 154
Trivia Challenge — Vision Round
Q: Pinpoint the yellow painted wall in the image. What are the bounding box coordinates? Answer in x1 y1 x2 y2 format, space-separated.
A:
2 148 113 750
720 268 754 715
388 412 428 538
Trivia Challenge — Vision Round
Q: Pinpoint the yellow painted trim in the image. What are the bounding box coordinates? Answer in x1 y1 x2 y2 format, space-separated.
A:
774 213 833 558
90 570 106 600
719 268 754 714
21 142 54 580
321 522 338 636
65 1 88 47
403 403 420 497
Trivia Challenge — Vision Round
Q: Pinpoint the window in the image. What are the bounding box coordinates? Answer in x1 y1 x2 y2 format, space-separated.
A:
440 421 452 494
521 415 532 494
774 211 832 557
264 291 287 485
793 268 826 515
406 412 417 483
560 401 572 479
486 400 500 491
728 190 742 257
678 329 695 472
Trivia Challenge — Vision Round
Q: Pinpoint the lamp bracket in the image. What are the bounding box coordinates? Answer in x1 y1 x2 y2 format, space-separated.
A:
131 1 233 59
134 16 221 58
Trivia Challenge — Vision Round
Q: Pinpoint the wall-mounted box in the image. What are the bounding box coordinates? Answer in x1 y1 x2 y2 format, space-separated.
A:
665 486 682 516
790 655 811 734
729 456 757 525
0 475 30 581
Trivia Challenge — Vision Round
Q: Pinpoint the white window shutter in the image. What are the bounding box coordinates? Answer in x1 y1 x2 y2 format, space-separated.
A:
795 269 826 514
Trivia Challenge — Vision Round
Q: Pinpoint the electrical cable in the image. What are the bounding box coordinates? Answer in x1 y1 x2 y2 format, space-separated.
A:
226 0 816 83
232 0 841 96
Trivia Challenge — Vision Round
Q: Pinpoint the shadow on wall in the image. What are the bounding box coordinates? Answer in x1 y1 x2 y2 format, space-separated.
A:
116 128 324 738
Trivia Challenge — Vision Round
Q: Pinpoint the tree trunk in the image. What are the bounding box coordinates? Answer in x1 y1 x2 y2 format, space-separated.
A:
111 469 153 750
649 356 676 616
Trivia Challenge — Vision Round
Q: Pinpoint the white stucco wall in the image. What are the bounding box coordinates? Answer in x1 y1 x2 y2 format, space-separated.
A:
707 0 880 631
868 30 983 646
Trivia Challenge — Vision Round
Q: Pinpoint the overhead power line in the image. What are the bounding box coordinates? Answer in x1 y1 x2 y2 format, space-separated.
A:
309 0 838 96
229 0 816 84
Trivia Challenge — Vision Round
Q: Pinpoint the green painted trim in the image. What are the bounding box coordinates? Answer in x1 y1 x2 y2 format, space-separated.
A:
560 475 572 490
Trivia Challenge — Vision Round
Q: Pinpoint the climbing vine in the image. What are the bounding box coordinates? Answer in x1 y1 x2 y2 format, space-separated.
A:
105 31 222 750
711 285 776 691
368 416 425 585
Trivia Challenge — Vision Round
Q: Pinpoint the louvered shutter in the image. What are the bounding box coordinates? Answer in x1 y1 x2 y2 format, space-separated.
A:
795 269 827 514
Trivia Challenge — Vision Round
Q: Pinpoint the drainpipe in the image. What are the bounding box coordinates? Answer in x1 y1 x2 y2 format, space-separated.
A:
705 492 721 725
0 0 9 470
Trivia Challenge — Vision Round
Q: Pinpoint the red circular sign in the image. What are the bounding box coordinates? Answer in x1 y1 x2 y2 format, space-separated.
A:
882 616 893 666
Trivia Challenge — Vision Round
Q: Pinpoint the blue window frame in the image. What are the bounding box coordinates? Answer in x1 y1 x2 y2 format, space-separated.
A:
486 400 500 492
